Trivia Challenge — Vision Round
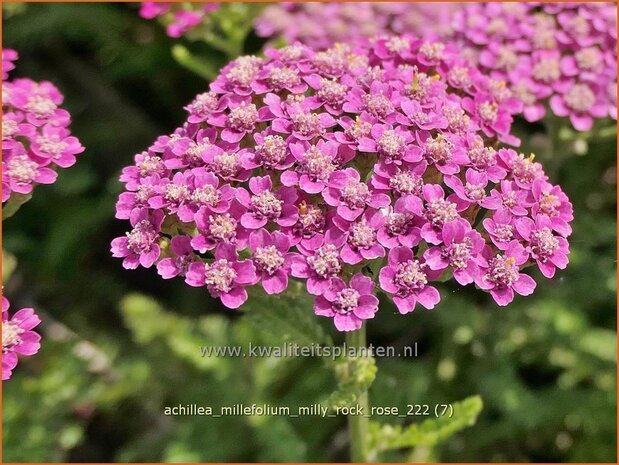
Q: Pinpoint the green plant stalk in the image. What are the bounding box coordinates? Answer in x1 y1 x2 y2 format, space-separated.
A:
347 324 370 463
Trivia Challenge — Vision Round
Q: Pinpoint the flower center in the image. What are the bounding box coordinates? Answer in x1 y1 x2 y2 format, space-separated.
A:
443 239 472 269
425 134 453 163
317 78 348 105
192 185 220 206
255 135 288 167
299 146 337 181
530 227 559 261
564 84 595 112
496 46 518 69
575 47 601 70
136 185 154 203
532 59 560 83
211 152 241 178
444 105 471 133
186 91 218 117
539 193 560 217
138 155 164 176
512 82 536 105
228 103 258 131
307 244 341 278
512 153 543 184
385 212 411 236
348 219 376 249
205 259 237 294
254 245 285 275
208 213 237 241
378 129 405 159
345 116 371 141
186 142 210 162
2 120 18 139
493 224 514 243
341 179 370 209
267 66 300 90
251 191 283 219
126 220 158 253
464 182 486 201
426 199 458 228
313 49 348 76
363 92 393 118
448 66 472 87
333 288 360 314
486 255 519 287
226 56 262 87
291 111 324 139
419 41 445 61
394 259 428 296
2 321 23 352
386 36 409 53
164 183 190 203
389 171 423 196
25 95 57 118
7 155 38 183
478 101 498 123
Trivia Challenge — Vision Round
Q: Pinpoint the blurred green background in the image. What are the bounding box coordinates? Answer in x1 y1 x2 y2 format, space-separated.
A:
2 3 617 462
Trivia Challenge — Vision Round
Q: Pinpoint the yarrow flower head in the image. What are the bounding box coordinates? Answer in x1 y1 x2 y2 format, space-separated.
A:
450 2 617 130
2 49 85 204
2 296 41 380
112 36 573 330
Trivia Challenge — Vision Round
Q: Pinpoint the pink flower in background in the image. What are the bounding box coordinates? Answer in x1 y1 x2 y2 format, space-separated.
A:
2 48 18 80
112 37 573 327
2 296 41 381
255 3 461 50
450 2 617 130
139 2 220 38
2 49 84 204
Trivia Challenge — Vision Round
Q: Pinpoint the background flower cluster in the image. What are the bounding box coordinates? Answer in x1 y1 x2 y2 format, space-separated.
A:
111 36 572 331
450 2 617 130
255 2 459 50
2 49 84 204
139 2 220 38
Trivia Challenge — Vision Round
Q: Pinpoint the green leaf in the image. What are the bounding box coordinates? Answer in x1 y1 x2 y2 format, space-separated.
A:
578 329 617 363
368 395 483 454
243 282 332 347
2 249 17 284
3 193 32 220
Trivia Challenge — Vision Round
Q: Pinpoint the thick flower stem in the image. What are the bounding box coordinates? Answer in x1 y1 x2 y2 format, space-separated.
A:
347 325 370 463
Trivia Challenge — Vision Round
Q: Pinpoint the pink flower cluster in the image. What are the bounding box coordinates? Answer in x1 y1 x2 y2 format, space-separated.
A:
112 37 572 331
256 2 460 51
450 2 617 131
139 2 220 38
2 296 41 380
2 49 85 204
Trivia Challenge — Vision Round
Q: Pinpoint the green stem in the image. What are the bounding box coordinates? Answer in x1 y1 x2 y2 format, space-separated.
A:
347 325 370 463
